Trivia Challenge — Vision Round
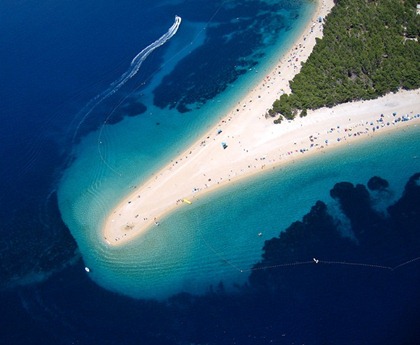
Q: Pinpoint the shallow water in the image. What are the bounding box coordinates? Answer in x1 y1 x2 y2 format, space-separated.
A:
72 125 419 299
1 1 420 342
57 0 318 298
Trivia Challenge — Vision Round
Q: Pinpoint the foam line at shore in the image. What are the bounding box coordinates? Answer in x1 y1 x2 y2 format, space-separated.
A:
101 0 420 246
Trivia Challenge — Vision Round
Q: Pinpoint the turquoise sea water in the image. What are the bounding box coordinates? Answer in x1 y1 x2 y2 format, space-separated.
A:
61 123 420 299
58 0 318 298
3 0 419 342
57 2 420 299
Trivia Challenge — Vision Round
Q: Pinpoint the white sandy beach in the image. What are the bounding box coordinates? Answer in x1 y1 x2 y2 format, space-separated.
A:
102 0 420 246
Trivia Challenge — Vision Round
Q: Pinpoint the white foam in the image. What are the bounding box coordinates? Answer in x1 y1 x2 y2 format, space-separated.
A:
72 16 182 141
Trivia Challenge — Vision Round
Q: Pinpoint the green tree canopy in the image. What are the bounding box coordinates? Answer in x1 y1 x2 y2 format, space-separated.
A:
270 0 420 122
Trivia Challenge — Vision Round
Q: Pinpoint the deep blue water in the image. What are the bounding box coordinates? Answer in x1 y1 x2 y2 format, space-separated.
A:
1 0 419 344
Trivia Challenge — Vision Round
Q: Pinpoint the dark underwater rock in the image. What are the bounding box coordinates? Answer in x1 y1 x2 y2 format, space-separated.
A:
367 176 389 191
329 181 383 242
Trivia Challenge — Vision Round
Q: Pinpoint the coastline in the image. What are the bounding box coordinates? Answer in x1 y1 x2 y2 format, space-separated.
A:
102 0 419 246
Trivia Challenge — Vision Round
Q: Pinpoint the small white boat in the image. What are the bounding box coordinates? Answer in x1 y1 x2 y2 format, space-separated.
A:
84 266 90 273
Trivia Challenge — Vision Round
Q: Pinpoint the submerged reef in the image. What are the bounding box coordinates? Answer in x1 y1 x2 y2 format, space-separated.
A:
6 173 419 345
172 172 420 344
153 0 291 113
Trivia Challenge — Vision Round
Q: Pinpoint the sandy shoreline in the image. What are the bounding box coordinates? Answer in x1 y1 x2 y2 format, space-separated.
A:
102 0 420 246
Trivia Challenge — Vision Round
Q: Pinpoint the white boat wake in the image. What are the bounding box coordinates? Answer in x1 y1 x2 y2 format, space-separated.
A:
72 16 182 140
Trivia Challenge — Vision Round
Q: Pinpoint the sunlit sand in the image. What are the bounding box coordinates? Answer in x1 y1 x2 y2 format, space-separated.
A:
102 0 420 246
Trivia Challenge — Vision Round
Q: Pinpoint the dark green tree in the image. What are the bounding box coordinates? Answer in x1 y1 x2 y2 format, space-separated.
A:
270 0 420 123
